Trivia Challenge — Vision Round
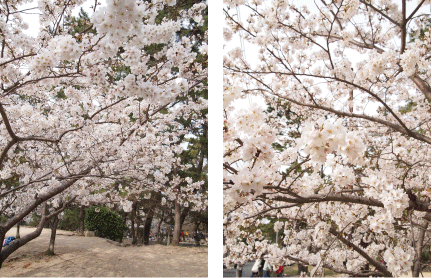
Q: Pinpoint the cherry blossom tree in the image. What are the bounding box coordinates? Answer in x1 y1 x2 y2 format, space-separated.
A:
0 0 207 267
223 0 430 277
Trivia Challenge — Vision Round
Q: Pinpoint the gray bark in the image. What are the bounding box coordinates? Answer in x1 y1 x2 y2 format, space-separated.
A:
131 201 137 245
143 207 154 245
412 223 427 277
170 200 181 246
194 222 201 246
78 205 85 235
156 210 165 244
47 214 59 254
15 222 20 239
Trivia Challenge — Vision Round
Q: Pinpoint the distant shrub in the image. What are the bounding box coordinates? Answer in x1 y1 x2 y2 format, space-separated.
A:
58 207 80 231
84 206 125 241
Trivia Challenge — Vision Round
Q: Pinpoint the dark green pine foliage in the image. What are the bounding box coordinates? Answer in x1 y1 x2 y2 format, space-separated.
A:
266 100 303 152
151 0 208 225
173 0 208 205
64 8 97 38
265 100 306 177
145 0 208 198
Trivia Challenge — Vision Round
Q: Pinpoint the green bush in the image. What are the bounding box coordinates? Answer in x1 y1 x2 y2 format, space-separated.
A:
84 206 125 241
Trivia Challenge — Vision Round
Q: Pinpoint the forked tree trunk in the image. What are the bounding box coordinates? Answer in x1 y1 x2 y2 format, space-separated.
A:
78 205 85 235
0 234 4 268
122 211 128 226
170 200 181 246
47 214 59 254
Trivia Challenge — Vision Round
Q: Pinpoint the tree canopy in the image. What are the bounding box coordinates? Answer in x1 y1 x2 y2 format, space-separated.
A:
0 0 207 266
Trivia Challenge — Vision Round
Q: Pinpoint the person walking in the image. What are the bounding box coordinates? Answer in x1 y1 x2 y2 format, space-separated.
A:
258 257 265 277
234 263 243 277
262 259 272 277
250 258 262 277
275 265 284 277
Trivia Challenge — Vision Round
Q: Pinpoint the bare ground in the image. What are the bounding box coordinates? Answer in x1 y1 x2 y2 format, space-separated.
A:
0 227 208 277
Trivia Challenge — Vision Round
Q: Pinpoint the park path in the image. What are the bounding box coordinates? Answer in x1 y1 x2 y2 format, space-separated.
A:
1 227 207 277
223 261 254 277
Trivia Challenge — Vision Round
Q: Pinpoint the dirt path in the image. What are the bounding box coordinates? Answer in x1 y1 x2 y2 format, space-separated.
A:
1 227 207 277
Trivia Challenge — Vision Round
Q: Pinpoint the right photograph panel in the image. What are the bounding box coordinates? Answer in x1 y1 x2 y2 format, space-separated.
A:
223 0 431 277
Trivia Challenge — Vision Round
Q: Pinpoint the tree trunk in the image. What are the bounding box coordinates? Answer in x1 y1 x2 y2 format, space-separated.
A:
143 207 155 245
179 207 190 242
15 221 20 239
134 215 140 244
180 207 189 227
140 220 145 244
78 205 85 235
156 210 165 244
131 201 137 245
170 200 181 246
122 211 128 225
47 214 59 254
143 193 162 245
413 223 427 277
193 222 201 246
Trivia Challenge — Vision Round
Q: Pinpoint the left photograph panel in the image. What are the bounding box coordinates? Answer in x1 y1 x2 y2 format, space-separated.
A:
0 0 208 276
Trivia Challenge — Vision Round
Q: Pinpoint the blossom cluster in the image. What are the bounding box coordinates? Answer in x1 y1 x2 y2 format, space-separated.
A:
363 176 410 218
29 35 82 74
384 246 415 276
296 118 365 166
